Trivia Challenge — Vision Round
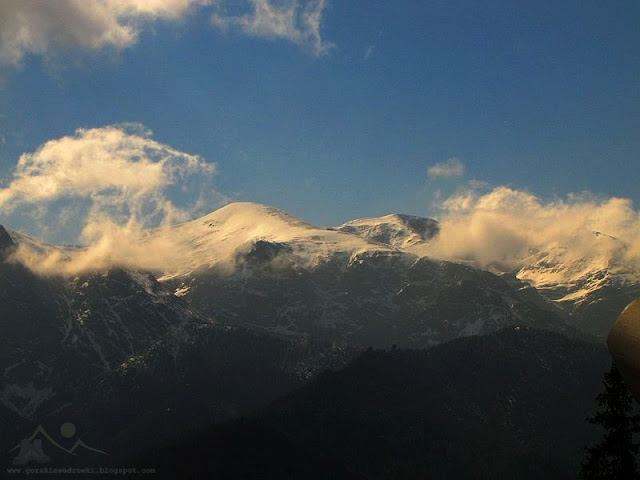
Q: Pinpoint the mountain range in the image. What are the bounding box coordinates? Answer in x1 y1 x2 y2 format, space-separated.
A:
1 202 636 473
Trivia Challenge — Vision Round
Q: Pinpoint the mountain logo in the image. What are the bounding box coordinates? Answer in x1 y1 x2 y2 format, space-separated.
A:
9 422 108 465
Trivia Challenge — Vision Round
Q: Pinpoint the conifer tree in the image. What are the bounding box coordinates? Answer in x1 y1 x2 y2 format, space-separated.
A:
581 362 640 479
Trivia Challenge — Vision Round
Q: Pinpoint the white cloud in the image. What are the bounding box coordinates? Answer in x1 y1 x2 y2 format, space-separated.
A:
211 0 334 56
417 186 640 272
0 124 222 275
0 124 214 215
427 157 465 178
0 0 208 68
0 0 335 70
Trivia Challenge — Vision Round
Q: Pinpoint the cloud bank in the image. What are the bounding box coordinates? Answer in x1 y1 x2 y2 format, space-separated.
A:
211 0 333 56
419 186 640 274
0 124 221 275
428 157 465 178
0 0 208 68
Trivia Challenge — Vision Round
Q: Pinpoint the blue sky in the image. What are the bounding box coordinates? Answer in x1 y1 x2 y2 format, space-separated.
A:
0 0 638 243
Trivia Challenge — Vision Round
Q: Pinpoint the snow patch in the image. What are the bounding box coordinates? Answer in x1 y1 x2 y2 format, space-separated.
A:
174 285 190 297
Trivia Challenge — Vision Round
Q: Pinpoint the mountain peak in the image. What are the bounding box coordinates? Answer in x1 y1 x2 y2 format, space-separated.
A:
157 202 399 278
337 213 439 249
210 201 278 214
201 202 314 229
192 203 319 242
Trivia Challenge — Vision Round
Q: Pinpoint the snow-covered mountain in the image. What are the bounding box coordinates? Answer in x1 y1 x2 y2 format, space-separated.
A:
4 201 631 352
336 213 439 249
515 233 640 338
4 203 632 418
337 213 640 339
2 203 569 354
154 202 400 279
142 203 571 347
0 204 625 463
0 218 358 458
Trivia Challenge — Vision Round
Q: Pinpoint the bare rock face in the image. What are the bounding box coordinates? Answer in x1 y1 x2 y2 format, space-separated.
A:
607 298 640 400
0 225 16 261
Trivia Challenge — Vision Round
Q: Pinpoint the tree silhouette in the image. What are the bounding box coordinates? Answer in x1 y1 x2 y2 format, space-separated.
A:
581 362 640 479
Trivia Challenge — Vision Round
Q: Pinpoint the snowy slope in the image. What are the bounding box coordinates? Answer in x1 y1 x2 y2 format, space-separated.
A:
149 205 568 347
154 202 401 279
337 213 439 249
515 233 640 337
5 202 635 340
336 212 640 338
516 233 636 302
4 226 78 259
